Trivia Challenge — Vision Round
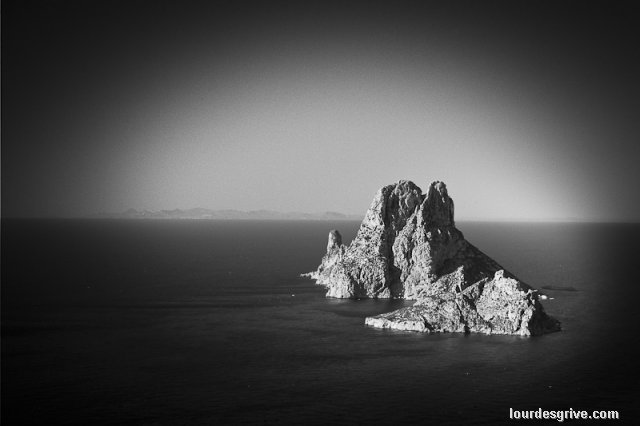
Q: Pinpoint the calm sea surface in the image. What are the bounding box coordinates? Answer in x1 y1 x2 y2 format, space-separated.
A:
2 220 639 425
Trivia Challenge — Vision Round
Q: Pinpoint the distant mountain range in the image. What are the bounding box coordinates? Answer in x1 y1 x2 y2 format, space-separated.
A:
100 208 362 221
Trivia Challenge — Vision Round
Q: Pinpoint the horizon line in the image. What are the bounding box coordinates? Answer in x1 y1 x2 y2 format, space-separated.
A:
1 214 638 224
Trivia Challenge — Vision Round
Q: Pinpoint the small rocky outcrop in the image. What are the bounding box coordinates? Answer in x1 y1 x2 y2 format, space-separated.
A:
303 180 560 336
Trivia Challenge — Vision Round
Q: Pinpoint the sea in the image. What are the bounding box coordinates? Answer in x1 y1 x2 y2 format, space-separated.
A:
2 219 639 425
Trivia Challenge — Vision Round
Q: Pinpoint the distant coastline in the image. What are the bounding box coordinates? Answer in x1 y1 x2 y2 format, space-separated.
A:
91 208 363 221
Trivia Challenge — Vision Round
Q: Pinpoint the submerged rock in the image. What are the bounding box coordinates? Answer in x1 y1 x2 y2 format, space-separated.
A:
303 180 560 336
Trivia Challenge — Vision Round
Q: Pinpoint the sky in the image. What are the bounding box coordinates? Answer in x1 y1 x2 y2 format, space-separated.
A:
3 0 640 221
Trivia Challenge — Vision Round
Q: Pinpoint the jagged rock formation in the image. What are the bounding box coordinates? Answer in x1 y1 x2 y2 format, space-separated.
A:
303 180 560 336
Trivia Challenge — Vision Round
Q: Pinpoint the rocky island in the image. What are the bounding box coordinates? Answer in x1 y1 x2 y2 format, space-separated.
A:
303 180 560 336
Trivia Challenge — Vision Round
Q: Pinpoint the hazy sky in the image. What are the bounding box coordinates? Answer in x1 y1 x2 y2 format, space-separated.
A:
3 0 640 220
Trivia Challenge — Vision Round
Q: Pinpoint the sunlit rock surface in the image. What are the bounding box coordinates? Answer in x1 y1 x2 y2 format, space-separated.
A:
303 180 560 336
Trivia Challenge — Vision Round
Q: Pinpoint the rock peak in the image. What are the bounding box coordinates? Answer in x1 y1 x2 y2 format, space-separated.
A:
303 179 560 336
326 229 342 251
422 180 455 227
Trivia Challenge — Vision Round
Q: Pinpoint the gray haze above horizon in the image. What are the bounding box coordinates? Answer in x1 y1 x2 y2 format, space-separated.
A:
3 1 640 221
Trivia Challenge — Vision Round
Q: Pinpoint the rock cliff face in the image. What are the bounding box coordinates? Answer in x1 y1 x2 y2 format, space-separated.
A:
304 180 560 336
